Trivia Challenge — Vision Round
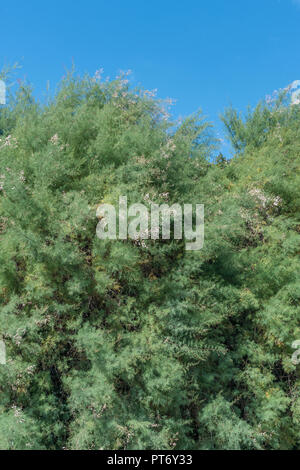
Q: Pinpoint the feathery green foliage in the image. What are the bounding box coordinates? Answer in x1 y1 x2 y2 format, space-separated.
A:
0 71 299 449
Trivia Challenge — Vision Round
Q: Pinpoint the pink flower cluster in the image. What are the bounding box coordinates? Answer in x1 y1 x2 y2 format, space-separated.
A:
0 135 18 149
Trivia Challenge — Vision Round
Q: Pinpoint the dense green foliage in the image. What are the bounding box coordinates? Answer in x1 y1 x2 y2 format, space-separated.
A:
0 71 299 450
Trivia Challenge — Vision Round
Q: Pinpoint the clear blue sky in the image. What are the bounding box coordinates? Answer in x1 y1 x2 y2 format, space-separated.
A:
1 0 300 156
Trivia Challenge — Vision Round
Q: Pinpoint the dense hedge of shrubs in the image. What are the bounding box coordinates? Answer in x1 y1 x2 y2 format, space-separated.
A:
0 71 299 449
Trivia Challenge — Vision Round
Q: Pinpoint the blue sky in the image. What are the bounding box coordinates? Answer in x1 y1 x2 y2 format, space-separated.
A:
1 0 300 156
